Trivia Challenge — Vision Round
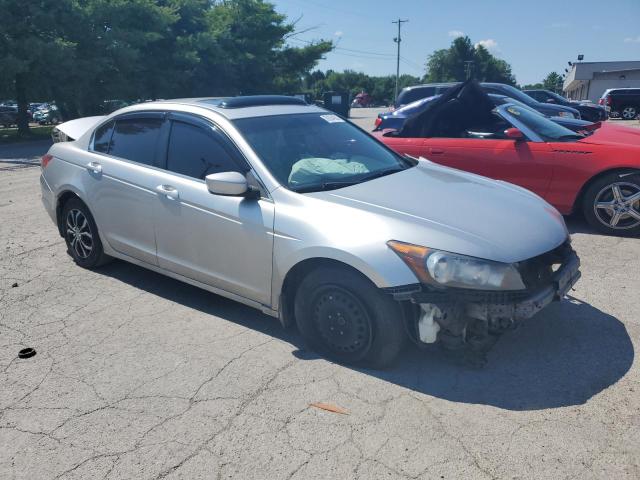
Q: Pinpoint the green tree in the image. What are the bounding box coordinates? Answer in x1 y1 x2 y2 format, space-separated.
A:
542 72 563 93
424 36 515 85
0 0 332 128
0 0 75 135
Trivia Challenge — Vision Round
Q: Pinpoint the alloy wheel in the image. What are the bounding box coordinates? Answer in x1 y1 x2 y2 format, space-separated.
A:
312 286 372 358
621 106 637 120
593 182 640 230
65 209 94 258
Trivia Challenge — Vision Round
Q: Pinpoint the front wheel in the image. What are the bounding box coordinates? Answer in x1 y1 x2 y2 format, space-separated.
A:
294 266 406 368
582 172 640 236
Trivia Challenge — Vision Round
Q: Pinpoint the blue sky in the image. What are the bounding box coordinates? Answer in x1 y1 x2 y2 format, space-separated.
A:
273 0 640 85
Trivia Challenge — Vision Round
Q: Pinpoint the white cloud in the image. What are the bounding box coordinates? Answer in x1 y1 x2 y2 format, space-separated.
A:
334 31 343 37
448 30 465 38
624 35 640 43
475 39 498 51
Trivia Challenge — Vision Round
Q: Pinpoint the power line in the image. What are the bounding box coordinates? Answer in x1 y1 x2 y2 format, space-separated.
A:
392 18 409 101
400 55 423 71
288 37 395 57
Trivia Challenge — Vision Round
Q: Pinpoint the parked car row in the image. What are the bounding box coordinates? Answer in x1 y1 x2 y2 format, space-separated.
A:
0 101 61 127
396 82 580 119
523 89 607 122
375 93 597 133
42 94 593 369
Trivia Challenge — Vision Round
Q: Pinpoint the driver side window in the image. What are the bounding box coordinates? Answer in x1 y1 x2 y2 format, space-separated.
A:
166 121 244 180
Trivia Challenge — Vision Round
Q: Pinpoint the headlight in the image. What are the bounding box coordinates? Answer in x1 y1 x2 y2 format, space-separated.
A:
387 241 526 291
557 111 575 118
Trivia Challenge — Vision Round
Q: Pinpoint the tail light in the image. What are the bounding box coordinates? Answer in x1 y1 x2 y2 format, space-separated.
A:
374 117 382 128
41 154 53 169
598 98 604 105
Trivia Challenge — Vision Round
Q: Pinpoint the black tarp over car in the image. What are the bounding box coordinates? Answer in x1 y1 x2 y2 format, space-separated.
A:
398 80 497 138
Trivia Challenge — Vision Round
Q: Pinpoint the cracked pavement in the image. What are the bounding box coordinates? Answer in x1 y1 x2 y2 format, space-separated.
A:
1 121 639 479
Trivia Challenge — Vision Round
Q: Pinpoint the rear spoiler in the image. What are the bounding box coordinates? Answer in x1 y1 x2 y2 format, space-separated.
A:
52 115 106 142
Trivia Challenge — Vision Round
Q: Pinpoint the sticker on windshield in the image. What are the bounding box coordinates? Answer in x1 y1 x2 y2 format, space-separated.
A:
507 106 521 116
320 114 345 123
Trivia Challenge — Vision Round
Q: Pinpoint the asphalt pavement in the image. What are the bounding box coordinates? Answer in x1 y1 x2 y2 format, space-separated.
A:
0 112 638 479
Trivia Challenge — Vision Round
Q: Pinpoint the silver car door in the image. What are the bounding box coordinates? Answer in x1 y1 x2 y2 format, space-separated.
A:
153 113 274 306
84 112 166 265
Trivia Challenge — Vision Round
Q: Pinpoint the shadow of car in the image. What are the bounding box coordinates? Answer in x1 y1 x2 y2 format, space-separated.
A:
97 259 633 412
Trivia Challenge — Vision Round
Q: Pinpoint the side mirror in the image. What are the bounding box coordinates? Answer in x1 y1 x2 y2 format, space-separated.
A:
205 171 250 196
504 127 525 140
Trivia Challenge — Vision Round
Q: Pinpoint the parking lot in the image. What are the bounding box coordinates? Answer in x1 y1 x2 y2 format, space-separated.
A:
1 111 639 479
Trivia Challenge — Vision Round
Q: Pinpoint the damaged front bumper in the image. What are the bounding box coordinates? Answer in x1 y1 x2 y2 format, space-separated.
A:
386 246 581 346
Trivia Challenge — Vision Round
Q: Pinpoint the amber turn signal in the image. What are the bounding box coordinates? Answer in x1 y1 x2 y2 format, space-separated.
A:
386 240 431 284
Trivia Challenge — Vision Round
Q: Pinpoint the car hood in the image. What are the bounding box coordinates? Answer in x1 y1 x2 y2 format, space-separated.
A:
577 122 640 146
537 102 580 116
308 160 568 264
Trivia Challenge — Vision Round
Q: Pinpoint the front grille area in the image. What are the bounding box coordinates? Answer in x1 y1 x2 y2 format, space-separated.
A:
517 240 573 290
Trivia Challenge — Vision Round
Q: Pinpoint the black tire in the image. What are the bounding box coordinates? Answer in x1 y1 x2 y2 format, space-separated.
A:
621 105 638 120
294 266 406 368
61 197 112 268
582 171 640 236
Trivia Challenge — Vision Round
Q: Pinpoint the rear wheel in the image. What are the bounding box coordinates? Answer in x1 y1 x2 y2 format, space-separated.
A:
621 105 638 120
61 197 111 268
294 266 406 368
582 172 640 236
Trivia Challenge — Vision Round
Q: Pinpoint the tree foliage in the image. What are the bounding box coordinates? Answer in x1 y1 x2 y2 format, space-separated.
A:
522 71 563 92
0 0 332 133
423 36 516 85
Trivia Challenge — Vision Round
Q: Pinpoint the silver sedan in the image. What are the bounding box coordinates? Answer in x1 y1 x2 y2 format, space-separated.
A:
40 96 580 367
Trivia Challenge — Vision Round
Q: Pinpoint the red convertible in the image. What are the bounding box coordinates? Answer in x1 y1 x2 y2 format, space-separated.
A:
375 82 640 236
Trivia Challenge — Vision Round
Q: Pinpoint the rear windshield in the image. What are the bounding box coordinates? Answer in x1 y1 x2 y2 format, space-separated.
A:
234 113 411 192
396 87 436 106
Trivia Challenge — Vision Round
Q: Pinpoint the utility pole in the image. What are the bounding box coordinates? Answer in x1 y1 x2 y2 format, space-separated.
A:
393 18 409 102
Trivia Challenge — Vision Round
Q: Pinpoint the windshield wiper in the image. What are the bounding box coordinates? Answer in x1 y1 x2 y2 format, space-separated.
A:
290 167 406 194
357 167 406 182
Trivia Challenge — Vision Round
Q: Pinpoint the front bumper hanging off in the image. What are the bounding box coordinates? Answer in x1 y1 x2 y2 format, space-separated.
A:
386 245 581 345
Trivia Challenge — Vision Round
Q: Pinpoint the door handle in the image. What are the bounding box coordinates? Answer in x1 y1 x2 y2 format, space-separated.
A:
430 148 444 155
156 184 179 200
86 161 102 174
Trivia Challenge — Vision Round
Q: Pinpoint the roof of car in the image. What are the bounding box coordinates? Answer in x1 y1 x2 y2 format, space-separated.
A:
401 83 458 90
118 95 325 120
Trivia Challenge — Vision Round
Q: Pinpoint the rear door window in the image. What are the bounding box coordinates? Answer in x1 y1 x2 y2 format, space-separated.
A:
165 121 244 180
92 121 114 153
109 117 164 166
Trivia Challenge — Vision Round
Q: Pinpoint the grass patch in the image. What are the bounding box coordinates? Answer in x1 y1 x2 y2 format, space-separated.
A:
0 125 53 145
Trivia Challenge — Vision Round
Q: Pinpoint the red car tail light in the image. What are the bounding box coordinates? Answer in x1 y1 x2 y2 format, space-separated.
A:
41 154 53 169
374 117 382 128
598 98 604 105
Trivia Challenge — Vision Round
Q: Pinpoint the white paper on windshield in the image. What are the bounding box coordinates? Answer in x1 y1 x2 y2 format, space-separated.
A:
320 114 345 123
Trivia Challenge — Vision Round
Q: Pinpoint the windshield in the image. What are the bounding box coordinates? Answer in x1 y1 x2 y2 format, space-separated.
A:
501 105 582 141
545 90 569 103
394 95 439 116
234 113 411 192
